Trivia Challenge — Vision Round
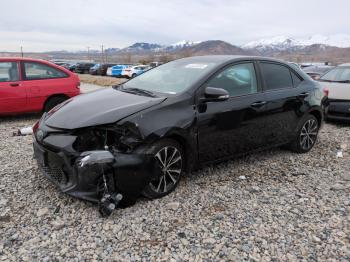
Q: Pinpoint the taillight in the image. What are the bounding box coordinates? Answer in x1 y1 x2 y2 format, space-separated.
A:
323 88 329 97
33 120 39 133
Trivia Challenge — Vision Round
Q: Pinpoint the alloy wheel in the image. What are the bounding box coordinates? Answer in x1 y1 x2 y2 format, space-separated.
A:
150 146 182 194
300 119 318 151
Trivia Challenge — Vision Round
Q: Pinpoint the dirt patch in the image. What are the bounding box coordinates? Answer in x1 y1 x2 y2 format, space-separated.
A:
77 74 127 87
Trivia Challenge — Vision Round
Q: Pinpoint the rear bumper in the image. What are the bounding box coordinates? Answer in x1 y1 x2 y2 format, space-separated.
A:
324 99 350 121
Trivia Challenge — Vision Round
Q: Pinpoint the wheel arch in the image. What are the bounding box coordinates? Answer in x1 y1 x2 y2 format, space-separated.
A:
43 94 69 111
308 108 323 126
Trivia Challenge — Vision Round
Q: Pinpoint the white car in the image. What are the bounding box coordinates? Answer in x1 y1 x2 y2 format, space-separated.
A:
121 65 150 78
318 63 350 121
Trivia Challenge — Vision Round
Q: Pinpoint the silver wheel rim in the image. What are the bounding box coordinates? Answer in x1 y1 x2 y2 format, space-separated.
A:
300 119 318 150
150 146 182 194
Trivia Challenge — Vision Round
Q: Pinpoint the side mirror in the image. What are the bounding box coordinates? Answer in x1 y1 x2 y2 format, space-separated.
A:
200 87 229 102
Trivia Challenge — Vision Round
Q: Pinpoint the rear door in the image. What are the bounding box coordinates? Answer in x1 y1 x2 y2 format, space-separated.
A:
197 61 270 163
0 61 27 114
258 61 307 145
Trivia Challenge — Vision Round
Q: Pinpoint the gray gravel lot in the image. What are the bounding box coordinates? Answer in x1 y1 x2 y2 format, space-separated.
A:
0 95 349 260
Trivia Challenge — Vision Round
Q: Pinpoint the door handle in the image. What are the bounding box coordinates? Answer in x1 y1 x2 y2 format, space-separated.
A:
10 83 19 87
298 92 309 98
251 101 266 107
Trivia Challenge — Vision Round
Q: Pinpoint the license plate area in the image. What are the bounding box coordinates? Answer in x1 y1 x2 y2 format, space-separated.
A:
329 102 350 113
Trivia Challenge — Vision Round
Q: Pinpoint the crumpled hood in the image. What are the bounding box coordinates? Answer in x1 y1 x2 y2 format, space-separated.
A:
45 88 165 129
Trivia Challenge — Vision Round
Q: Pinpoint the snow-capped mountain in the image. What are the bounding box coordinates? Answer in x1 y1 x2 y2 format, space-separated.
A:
120 42 164 53
242 34 350 51
168 40 202 49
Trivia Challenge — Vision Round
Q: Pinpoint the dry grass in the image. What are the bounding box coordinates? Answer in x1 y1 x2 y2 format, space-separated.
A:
77 74 127 87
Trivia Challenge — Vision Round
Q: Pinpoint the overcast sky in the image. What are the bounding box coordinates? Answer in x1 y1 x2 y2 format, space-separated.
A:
1 0 349 52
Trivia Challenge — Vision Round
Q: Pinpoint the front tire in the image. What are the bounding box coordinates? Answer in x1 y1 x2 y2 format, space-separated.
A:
44 96 68 112
139 139 184 199
289 114 319 153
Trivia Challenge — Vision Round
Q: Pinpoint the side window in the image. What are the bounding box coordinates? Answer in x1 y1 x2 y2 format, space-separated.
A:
23 62 67 80
206 63 258 97
260 62 293 90
291 71 302 87
0 62 19 82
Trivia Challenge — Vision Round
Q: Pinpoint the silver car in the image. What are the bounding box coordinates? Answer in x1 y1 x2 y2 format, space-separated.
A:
318 63 350 121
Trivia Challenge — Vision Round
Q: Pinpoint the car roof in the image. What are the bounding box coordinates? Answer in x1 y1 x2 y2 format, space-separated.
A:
0 57 51 63
176 55 288 65
338 63 350 67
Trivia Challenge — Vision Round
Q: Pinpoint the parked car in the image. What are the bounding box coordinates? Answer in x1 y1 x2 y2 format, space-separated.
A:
106 64 131 77
149 62 163 68
33 56 323 216
75 62 96 74
68 62 77 72
0 57 80 115
318 63 350 121
121 65 150 78
303 65 334 80
89 63 117 76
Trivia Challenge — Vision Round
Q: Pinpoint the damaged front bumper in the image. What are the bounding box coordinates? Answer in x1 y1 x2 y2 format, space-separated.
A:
33 136 160 205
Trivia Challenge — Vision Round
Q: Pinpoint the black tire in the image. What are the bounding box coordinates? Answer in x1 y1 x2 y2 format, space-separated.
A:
289 114 319 153
132 73 137 78
137 139 184 199
44 96 68 112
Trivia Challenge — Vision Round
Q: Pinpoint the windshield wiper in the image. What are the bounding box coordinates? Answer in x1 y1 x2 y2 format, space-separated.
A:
120 87 157 97
319 79 350 83
336 80 350 83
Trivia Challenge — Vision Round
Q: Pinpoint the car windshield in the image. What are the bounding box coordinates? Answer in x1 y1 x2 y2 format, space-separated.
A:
320 67 350 82
122 59 217 94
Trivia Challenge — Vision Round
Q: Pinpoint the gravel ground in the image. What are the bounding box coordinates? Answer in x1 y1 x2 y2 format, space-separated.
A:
0 113 349 261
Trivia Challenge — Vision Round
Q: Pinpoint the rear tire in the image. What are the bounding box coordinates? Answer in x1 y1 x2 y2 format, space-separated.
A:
137 139 184 199
44 96 68 112
289 114 319 153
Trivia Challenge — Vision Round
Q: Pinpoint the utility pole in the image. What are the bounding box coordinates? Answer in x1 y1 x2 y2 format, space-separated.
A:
20 46 23 57
101 44 104 63
87 46 90 61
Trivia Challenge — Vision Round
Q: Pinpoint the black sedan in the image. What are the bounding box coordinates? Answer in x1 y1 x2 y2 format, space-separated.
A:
33 56 324 216
89 63 117 76
75 62 96 74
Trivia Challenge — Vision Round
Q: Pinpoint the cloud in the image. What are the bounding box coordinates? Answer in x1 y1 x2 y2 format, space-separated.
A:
0 0 349 51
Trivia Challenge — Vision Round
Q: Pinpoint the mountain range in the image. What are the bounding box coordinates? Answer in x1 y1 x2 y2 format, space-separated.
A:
3 34 349 63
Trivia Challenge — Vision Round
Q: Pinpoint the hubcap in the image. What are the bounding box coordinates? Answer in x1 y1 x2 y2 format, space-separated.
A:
300 119 318 150
150 146 182 194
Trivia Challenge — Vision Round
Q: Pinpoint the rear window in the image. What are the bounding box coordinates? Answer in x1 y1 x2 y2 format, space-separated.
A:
291 71 302 87
23 62 68 80
320 67 350 82
0 62 19 82
260 62 293 90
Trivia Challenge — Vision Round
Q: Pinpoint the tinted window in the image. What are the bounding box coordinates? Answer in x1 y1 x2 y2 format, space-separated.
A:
260 62 293 90
291 71 302 87
0 62 19 82
206 63 257 97
24 62 67 80
320 67 350 81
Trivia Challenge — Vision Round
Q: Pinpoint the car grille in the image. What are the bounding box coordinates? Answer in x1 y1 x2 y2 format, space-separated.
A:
41 164 68 185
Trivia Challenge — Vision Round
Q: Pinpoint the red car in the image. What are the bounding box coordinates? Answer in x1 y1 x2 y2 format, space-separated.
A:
0 57 80 115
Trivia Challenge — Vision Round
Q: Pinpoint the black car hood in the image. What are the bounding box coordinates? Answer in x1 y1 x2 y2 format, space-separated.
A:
45 88 166 129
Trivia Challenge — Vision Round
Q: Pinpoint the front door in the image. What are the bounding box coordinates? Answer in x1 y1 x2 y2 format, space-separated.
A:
0 61 27 114
196 62 269 163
